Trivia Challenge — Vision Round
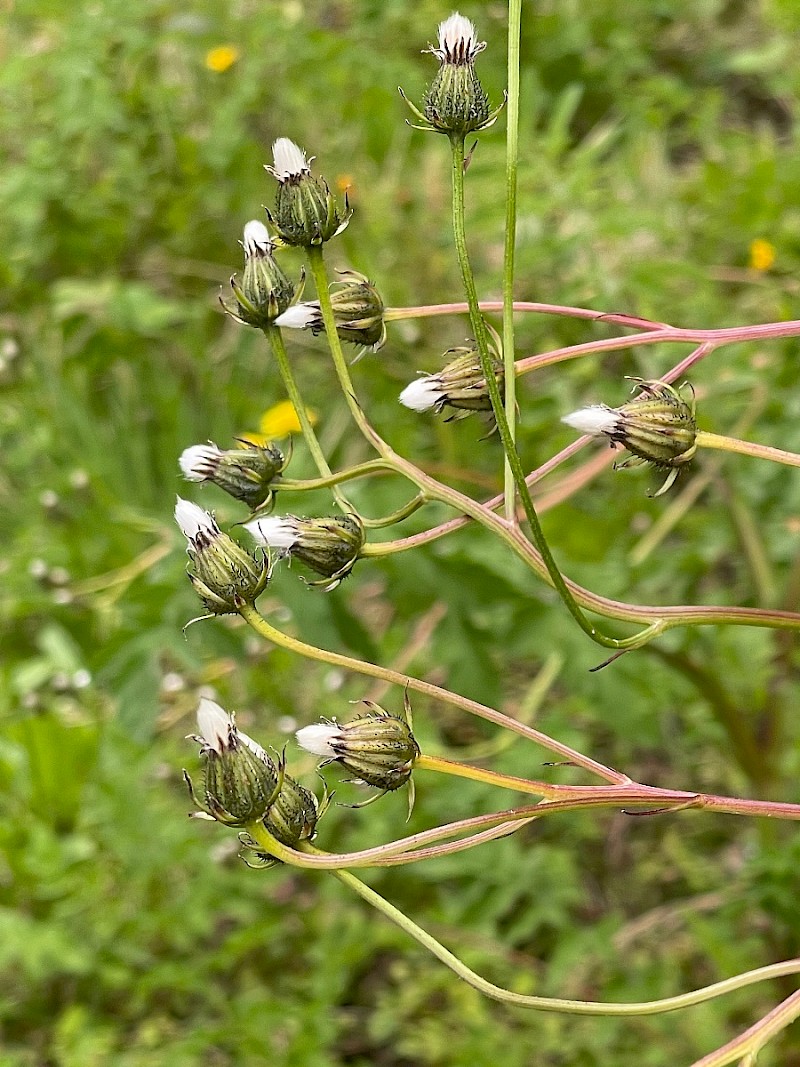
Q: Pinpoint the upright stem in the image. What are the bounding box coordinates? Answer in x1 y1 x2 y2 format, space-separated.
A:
697 430 800 469
448 133 640 651
502 0 522 521
264 324 350 510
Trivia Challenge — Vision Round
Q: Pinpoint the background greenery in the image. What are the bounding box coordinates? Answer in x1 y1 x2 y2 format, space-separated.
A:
2 0 799 1063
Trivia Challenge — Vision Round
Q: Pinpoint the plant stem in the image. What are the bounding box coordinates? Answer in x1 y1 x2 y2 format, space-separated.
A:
448 132 651 651
321 853 800 1017
417 752 557 797
264 324 350 510
697 430 800 469
689 988 800 1067
502 0 522 521
384 301 671 332
277 458 396 493
237 601 628 783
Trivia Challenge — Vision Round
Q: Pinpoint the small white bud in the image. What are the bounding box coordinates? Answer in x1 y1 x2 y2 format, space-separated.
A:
196 697 234 755
296 722 340 757
274 303 319 329
270 138 310 181
243 515 300 551
561 406 620 437
175 497 219 543
242 219 272 257
399 376 444 413
179 444 223 481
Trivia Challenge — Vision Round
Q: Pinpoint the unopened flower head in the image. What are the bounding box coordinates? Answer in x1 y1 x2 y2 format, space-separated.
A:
562 380 698 496
261 768 319 846
221 219 296 327
400 342 503 424
186 698 280 825
179 440 287 511
266 138 352 247
297 704 419 793
175 497 269 614
400 12 502 136
244 513 365 590
275 270 385 352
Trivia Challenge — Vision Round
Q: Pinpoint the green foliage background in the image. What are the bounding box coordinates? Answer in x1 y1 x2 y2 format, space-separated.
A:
1 1 799 1063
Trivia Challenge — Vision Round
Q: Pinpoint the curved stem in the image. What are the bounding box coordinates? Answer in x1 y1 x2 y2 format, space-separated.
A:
502 0 522 521
322 853 800 1017
697 430 800 469
237 601 628 783
277 458 397 493
448 133 658 652
690 989 800 1067
264 325 350 511
360 493 428 530
385 301 672 332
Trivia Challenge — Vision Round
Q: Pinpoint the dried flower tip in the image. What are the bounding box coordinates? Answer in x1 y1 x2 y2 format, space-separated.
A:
400 342 503 424
244 514 365 590
275 271 386 352
274 303 318 330
430 12 486 65
561 406 619 437
268 138 311 183
179 441 287 511
175 496 269 615
186 698 280 826
242 219 273 257
399 377 445 413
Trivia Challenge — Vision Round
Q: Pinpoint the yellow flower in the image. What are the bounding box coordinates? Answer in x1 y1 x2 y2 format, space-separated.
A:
205 45 240 73
240 400 318 444
749 238 775 272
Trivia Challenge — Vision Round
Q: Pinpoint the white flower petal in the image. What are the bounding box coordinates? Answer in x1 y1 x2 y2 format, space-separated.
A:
196 697 233 754
296 722 340 757
243 515 299 550
242 219 272 257
439 12 476 53
179 443 222 481
175 497 219 541
561 406 620 437
271 138 309 181
274 303 318 329
399 376 444 413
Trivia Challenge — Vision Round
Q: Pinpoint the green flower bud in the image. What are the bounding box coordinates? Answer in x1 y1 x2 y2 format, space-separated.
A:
296 704 419 792
262 769 319 846
562 380 698 496
266 139 351 247
186 699 280 826
400 342 504 423
220 220 296 327
175 497 269 614
244 513 365 590
179 441 288 512
400 14 504 137
275 270 386 352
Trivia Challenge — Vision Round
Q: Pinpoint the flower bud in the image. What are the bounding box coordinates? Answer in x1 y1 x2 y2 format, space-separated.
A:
275 270 386 352
175 497 269 614
266 139 352 247
221 220 296 327
186 699 280 826
400 13 503 136
297 705 419 793
262 768 319 846
562 380 698 496
179 441 288 512
400 342 503 423
244 513 365 590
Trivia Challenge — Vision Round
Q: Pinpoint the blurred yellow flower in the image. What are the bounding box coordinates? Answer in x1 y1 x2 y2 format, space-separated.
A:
749 238 775 272
205 45 240 73
240 400 317 444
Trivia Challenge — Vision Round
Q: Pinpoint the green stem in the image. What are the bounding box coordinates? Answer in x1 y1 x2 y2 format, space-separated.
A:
697 430 800 469
237 601 628 783
502 0 522 521
324 854 800 1017
277 458 397 493
360 493 428 530
448 133 644 651
264 325 350 511
417 752 553 796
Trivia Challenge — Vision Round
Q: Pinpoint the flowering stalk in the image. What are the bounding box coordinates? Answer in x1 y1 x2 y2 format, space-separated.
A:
263 322 351 512
502 0 522 521
694 430 800 470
